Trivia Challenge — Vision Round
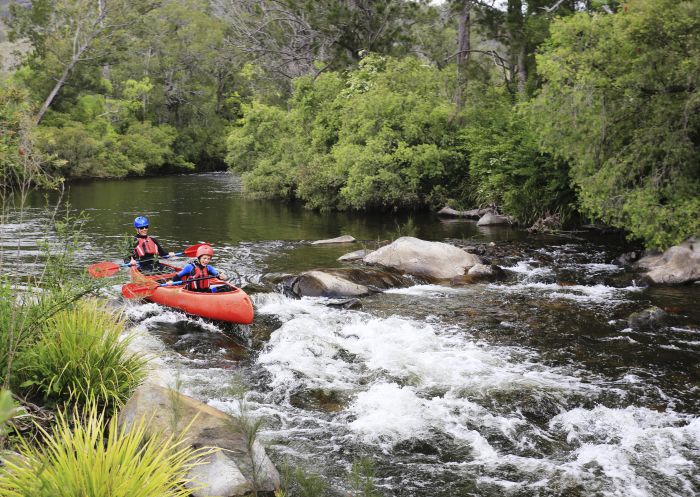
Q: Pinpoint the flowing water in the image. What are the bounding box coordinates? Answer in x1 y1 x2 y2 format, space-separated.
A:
2 173 699 497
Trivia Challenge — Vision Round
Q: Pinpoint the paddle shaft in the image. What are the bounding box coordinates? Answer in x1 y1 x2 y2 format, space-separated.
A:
161 275 222 287
88 243 208 278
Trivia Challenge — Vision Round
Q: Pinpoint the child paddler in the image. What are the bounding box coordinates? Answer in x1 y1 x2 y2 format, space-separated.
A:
166 244 227 292
126 216 175 274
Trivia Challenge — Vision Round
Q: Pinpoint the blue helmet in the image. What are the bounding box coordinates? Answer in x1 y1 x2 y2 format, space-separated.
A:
134 216 149 228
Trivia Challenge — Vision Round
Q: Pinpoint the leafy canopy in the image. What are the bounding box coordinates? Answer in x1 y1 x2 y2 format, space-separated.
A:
530 0 700 248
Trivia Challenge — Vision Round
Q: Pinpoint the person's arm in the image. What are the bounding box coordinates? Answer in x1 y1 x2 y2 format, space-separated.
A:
172 264 193 282
208 266 226 279
153 237 176 258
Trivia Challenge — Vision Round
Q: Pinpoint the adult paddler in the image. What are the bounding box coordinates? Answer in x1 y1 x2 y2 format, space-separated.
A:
126 216 175 273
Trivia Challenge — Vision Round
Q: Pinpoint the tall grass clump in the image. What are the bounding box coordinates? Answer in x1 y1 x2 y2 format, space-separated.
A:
0 402 211 497
17 300 146 409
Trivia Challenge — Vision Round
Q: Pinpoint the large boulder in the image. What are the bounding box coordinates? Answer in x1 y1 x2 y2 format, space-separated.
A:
311 235 356 245
363 236 481 280
635 238 700 284
285 268 411 298
119 383 280 497
288 270 371 298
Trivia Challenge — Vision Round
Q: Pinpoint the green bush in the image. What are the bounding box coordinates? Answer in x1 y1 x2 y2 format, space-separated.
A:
17 300 146 409
226 54 464 211
531 0 700 248
0 403 211 497
460 87 576 224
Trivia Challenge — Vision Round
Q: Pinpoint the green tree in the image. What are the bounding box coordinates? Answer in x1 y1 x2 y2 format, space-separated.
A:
9 0 158 123
531 0 700 248
459 85 575 223
227 54 464 211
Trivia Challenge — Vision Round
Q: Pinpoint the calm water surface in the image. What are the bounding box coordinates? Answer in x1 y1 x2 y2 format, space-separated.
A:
3 173 699 497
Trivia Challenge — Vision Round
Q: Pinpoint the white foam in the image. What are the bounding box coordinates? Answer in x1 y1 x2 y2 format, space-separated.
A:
254 294 598 451
384 284 469 297
546 406 700 496
487 282 642 305
504 260 553 279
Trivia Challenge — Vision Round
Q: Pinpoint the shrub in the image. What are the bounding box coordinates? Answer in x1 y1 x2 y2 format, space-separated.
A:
531 0 700 248
460 87 576 224
0 403 211 497
226 54 464 211
17 300 146 409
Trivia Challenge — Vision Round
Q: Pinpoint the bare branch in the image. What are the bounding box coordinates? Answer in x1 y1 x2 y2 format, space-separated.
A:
542 0 567 13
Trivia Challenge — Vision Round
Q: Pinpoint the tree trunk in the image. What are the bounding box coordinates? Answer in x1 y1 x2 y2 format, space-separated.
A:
35 60 77 124
507 0 526 96
454 0 472 111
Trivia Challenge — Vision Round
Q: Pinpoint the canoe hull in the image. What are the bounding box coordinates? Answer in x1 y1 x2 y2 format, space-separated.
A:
126 264 254 324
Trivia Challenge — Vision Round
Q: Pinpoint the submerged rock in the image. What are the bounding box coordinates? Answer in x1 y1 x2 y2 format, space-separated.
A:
119 383 280 497
363 236 481 280
338 249 371 261
451 264 507 284
635 238 700 285
325 298 362 310
628 306 667 330
284 267 411 298
311 235 356 245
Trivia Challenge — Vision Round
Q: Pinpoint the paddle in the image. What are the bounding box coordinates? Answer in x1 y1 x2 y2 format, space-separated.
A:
87 243 209 278
121 275 221 299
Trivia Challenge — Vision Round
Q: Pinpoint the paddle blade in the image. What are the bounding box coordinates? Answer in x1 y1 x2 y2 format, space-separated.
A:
121 283 156 299
182 242 209 258
88 262 121 278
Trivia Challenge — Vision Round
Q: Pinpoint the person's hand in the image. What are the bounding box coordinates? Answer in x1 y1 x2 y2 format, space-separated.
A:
218 271 227 280
165 280 174 286
168 251 176 257
129 258 137 266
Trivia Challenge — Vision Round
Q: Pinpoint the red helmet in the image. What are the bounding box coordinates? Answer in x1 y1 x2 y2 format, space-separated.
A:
196 244 214 258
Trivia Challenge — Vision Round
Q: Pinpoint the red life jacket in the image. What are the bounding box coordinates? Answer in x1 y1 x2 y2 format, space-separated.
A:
134 236 158 258
185 261 210 291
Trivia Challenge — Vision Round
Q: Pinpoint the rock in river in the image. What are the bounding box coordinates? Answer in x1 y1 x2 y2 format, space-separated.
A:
119 383 280 497
311 235 356 244
476 212 512 226
338 249 371 261
451 263 507 284
284 267 411 298
635 238 700 285
363 236 481 280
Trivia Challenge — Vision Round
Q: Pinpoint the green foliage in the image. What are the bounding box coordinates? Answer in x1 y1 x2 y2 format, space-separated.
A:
531 0 700 248
36 100 193 178
290 468 328 497
459 86 576 223
17 300 146 409
0 390 23 449
0 402 210 497
0 83 55 192
227 54 464 211
349 457 381 497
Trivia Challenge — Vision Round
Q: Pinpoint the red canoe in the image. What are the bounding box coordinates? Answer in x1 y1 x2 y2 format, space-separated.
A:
123 264 254 324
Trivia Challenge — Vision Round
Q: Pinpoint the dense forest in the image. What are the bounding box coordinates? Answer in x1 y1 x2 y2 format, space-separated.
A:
1 0 698 249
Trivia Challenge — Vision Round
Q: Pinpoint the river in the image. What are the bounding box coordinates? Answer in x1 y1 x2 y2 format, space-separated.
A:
2 172 699 497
